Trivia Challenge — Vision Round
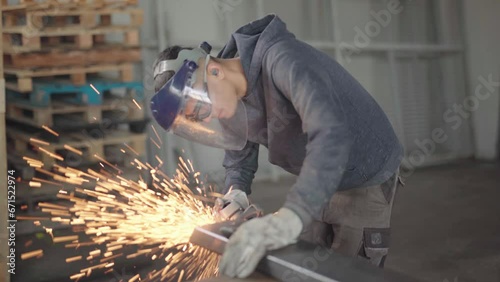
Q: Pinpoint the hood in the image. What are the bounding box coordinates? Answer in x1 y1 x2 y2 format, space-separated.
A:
217 14 295 95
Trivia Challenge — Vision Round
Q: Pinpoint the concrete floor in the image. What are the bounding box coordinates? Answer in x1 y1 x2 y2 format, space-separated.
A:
248 161 500 282
11 161 500 282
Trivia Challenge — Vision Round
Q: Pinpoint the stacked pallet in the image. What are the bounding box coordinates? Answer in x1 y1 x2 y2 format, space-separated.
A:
2 0 142 91
3 0 148 174
5 82 148 168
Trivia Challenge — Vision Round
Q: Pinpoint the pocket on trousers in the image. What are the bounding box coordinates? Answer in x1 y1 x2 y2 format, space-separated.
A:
358 228 390 268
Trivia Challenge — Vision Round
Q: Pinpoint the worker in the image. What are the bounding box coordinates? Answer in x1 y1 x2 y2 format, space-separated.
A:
150 14 404 278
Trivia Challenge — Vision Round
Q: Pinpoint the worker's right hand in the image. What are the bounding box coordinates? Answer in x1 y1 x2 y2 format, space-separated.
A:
214 188 249 221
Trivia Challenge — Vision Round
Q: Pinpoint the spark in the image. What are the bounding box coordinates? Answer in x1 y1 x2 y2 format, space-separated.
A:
150 137 161 149
32 177 63 186
64 144 83 155
132 98 142 110
35 167 57 178
20 125 220 281
94 154 122 173
133 158 148 170
65 242 96 248
21 249 43 260
53 235 79 243
130 274 141 282
30 156 220 281
151 125 162 145
66 256 82 263
38 202 67 210
155 155 163 166
38 147 64 161
90 84 101 95
123 143 139 156
23 156 43 164
41 125 59 136
70 273 85 280
27 162 43 168
30 138 50 146
29 181 41 188
16 216 50 221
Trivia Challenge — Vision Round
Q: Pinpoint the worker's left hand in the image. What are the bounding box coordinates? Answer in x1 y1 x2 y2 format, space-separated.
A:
219 207 303 278
214 189 249 221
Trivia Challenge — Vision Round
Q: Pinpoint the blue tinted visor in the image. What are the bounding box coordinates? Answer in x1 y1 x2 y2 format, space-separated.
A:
150 60 201 130
150 59 248 150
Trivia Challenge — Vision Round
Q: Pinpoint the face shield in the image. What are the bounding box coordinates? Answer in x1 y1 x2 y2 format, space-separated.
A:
150 43 248 151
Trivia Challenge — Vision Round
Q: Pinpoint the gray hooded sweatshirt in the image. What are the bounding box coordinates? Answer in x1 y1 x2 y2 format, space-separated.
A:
218 15 403 226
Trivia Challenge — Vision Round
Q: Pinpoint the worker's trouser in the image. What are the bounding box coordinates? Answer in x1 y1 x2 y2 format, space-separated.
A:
300 169 403 268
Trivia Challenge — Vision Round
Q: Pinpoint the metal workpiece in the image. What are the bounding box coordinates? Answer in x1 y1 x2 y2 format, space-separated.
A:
190 222 232 254
190 222 422 282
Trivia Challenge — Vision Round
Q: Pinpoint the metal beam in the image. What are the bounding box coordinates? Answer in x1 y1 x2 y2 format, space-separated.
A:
191 223 422 282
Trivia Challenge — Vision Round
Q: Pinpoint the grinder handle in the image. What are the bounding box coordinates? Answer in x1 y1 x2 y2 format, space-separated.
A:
219 204 264 238
239 204 264 221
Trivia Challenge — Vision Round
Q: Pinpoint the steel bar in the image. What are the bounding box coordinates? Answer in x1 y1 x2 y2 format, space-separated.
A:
190 223 422 282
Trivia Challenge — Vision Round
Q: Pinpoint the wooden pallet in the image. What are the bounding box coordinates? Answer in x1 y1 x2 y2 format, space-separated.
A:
2 25 139 53
2 7 143 32
8 79 143 106
4 63 135 92
6 96 145 127
7 127 147 168
4 46 141 68
1 0 138 11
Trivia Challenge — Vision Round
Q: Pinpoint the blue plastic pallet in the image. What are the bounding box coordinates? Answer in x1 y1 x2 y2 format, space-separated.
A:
8 79 144 107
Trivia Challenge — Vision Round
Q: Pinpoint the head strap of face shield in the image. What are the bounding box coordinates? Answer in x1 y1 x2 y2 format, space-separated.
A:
154 42 212 79
203 54 210 85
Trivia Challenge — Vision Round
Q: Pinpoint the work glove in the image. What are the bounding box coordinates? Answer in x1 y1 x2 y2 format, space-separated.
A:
219 207 303 278
213 189 250 221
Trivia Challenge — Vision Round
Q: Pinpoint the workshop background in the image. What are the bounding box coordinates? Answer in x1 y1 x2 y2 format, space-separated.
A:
0 0 499 282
